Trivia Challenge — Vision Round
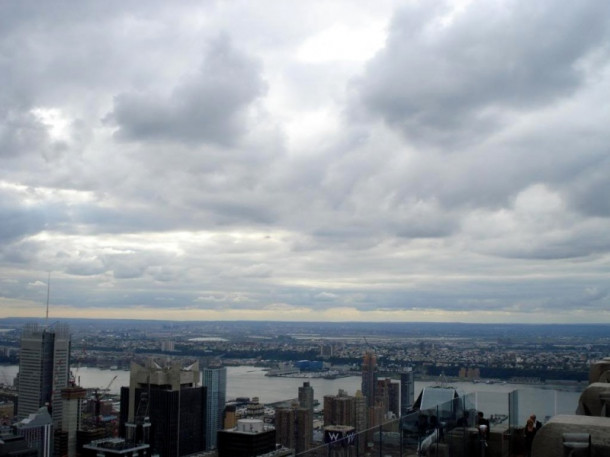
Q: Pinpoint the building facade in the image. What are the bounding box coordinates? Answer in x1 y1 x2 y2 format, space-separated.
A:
217 419 275 457
298 381 314 412
361 351 378 408
59 386 86 457
400 368 415 417
119 359 205 457
14 408 53 457
274 407 295 450
201 366 226 450
18 324 71 429
275 405 312 455
82 438 151 457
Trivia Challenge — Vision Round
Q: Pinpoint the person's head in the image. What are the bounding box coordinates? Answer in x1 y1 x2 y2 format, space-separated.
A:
526 419 534 428
478 411 484 419
530 414 536 421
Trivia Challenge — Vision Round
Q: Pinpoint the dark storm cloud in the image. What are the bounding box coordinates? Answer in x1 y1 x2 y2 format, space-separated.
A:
356 0 610 146
109 35 268 146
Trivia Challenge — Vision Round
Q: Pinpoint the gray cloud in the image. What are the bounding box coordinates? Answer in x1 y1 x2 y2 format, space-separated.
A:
356 0 610 146
1 1 609 323
109 35 268 146
0 110 50 159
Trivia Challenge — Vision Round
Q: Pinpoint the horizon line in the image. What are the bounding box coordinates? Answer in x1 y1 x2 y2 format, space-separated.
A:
0 316 609 326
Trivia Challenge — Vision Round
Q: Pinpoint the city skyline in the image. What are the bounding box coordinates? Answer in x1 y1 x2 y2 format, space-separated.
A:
2 1 610 324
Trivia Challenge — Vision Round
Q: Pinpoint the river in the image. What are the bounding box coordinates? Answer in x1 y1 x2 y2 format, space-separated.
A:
0 364 583 425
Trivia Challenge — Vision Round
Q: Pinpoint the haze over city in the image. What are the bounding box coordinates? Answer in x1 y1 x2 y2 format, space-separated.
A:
2 1 610 323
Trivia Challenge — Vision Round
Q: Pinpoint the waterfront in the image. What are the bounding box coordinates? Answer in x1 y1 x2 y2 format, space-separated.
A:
0 364 582 425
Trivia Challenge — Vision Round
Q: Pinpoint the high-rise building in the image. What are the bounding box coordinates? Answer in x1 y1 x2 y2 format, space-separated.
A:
76 428 107 457
297 381 314 450
324 390 355 427
59 386 86 457
298 381 314 412
361 351 377 408
245 398 264 419
324 389 368 454
388 380 400 418
375 378 390 414
367 403 385 430
353 391 367 452
0 401 15 423
223 404 237 429
82 438 151 457
274 407 295 450
376 378 400 417
217 419 275 457
18 324 71 429
275 403 312 455
202 366 226 450
294 407 313 454
400 368 415 417
14 407 53 457
323 425 357 457
119 359 205 457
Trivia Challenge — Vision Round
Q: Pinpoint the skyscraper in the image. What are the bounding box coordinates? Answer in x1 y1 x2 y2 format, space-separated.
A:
275 401 312 455
376 378 400 417
298 381 314 412
217 419 275 457
119 359 205 457
14 407 53 457
297 381 314 453
361 350 377 408
59 386 86 457
400 367 415 417
274 407 296 450
294 407 312 454
18 323 71 429
324 390 359 427
202 366 227 450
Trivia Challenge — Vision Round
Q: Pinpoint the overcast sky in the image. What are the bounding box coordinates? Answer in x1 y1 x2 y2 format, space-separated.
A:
2 0 610 324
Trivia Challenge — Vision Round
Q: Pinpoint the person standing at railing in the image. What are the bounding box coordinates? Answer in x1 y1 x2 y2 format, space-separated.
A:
476 411 490 432
530 413 542 431
524 418 536 457
457 411 470 427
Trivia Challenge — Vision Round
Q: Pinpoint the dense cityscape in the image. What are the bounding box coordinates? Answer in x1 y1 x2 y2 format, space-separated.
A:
2 319 608 382
1 318 610 457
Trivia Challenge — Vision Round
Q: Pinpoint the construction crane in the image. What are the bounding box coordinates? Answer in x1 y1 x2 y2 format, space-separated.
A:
363 335 377 354
104 375 118 393
94 375 118 425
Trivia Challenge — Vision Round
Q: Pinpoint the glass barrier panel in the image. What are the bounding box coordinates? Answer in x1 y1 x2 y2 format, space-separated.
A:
299 387 578 457
474 390 510 429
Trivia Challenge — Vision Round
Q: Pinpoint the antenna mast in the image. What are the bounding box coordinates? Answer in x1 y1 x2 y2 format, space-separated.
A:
45 272 51 325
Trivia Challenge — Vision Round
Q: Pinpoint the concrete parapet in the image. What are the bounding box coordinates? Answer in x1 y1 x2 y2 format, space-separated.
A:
487 428 510 457
531 415 610 457
443 427 509 457
589 357 610 384
576 383 610 417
